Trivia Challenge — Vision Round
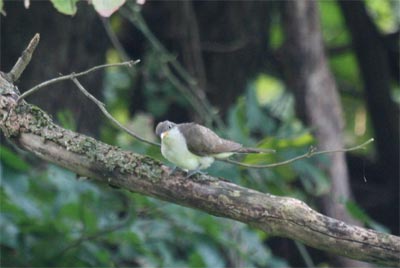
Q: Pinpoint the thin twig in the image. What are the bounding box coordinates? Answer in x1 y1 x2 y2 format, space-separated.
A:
17 60 140 102
161 64 205 120
222 138 374 168
295 241 315 268
100 17 131 62
7 33 40 82
71 77 159 147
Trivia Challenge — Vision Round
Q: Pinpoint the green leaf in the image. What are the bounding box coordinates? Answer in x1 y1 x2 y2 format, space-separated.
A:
255 74 284 105
92 0 126 17
50 0 78 16
246 85 275 134
345 200 370 223
226 98 248 143
2 171 42 218
275 132 314 148
365 0 398 33
0 214 19 248
188 251 206 268
330 52 361 86
197 243 225 268
270 20 284 49
0 0 5 16
0 146 30 171
294 161 330 196
318 1 350 46
56 109 76 131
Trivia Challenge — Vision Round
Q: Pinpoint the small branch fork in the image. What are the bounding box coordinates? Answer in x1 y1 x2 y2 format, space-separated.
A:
6 33 40 83
15 58 155 146
17 60 140 102
70 76 159 147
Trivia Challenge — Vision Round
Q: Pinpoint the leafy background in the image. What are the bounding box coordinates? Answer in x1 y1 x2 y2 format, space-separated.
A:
1 0 398 267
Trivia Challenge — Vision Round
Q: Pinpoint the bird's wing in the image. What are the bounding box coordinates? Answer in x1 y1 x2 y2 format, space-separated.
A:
178 123 242 156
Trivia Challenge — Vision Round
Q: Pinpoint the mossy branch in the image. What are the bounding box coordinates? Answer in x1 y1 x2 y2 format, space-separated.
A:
0 73 399 266
1 34 398 266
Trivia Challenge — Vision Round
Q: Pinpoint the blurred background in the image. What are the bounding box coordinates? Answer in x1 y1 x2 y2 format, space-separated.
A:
0 0 399 267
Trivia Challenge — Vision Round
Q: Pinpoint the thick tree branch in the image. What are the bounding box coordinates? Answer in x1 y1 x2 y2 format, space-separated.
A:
0 74 399 266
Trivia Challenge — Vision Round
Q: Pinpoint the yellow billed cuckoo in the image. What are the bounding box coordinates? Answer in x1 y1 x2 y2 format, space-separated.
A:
155 120 274 175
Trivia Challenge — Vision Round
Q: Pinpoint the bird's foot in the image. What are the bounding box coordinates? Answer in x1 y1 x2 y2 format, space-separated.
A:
168 166 179 176
185 169 207 178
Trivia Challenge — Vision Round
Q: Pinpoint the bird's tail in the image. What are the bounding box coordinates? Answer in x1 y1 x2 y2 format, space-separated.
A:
235 147 276 154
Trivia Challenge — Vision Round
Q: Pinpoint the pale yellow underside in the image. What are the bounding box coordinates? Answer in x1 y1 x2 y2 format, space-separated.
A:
161 128 232 170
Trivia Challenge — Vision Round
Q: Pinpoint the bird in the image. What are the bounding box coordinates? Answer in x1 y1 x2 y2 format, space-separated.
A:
155 120 274 176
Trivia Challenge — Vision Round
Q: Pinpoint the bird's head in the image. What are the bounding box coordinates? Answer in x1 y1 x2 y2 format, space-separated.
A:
155 120 177 139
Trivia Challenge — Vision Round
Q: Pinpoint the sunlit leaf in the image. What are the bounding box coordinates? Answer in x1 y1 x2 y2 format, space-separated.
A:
365 0 398 33
318 1 350 46
275 133 314 149
255 74 284 105
50 0 78 16
92 0 126 17
0 0 5 16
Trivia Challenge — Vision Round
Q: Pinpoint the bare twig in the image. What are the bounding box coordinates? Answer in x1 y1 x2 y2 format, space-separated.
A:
71 77 159 147
222 138 374 168
295 241 315 268
160 64 205 120
100 18 131 62
17 60 140 102
7 33 40 82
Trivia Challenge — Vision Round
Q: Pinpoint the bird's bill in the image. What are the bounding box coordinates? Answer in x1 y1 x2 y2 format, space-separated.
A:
161 131 169 139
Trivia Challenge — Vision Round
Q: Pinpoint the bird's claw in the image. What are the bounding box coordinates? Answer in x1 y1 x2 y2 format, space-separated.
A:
185 169 206 178
168 166 178 176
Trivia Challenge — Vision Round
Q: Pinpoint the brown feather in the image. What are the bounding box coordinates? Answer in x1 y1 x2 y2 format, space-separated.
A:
177 123 243 156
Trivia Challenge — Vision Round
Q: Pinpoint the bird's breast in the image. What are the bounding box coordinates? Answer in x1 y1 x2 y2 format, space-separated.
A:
161 128 214 170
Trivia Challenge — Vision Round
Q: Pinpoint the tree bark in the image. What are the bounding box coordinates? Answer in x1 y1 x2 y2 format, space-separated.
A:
0 73 399 267
281 1 363 266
